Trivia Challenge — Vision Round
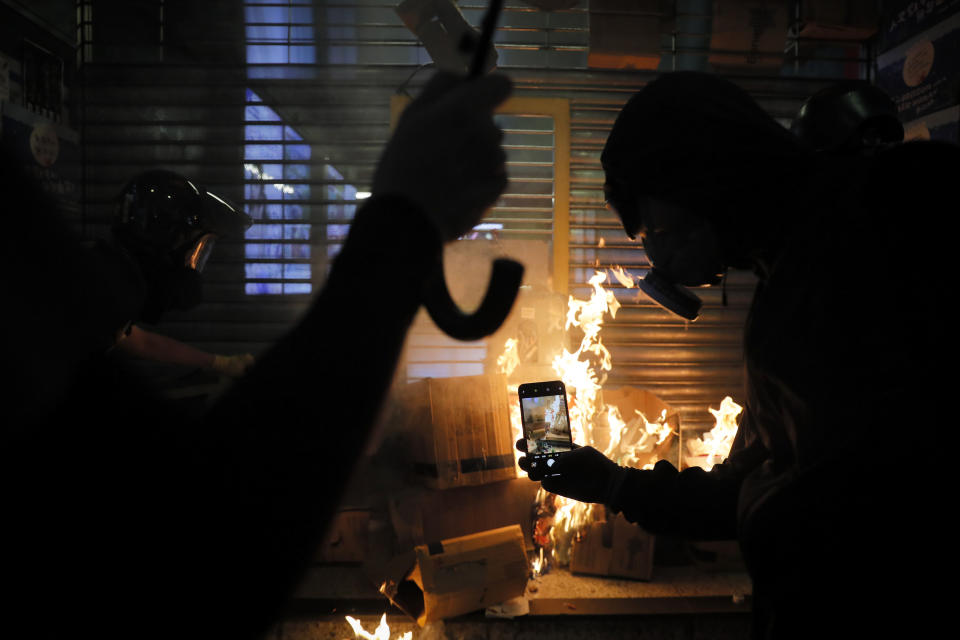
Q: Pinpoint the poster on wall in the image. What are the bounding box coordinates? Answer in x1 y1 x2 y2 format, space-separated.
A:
903 105 959 143
880 0 960 51
1 101 80 217
876 10 960 134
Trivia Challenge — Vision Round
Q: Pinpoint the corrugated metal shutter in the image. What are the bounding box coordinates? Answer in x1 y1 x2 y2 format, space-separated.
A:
403 101 565 381
77 0 869 428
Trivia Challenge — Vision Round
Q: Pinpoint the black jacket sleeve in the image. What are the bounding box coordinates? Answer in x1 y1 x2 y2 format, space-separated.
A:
190 195 444 633
608 409 768 541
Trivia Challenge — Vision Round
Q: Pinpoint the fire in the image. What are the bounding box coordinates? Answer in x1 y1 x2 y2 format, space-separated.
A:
684 396 742 471
553 270 620 448
496 337 526 470
498 268 673 568
496 337 520 377
609 265 635 289
530 546 546 578
344 613 411 640
620 408 674 470
497 266 733 571
545 269 635 564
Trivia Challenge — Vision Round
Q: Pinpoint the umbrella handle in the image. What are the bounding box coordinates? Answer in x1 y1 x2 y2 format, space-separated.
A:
423 258 524 341
423 0 517 342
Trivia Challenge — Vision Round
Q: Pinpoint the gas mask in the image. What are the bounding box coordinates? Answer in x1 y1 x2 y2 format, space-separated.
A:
605 182 724 321
638 268 719 322
113 170 250 323
132 241 209 324
184 233 217 272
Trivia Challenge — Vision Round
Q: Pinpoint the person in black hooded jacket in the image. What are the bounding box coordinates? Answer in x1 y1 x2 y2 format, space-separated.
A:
517 71 958 639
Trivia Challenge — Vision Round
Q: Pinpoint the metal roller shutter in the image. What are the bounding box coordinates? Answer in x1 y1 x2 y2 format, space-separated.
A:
76 0 870 429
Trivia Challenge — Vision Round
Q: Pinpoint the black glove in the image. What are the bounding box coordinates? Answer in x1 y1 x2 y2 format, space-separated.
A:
516 439 628 506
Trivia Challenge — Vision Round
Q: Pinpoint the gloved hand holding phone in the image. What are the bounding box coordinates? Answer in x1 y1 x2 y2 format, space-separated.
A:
516 438 629 507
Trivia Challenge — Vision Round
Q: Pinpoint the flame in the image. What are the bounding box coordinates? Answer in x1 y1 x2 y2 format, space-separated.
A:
496 265 732 571
496 338 525 472
620 408 675 470
609 265 635 289
498 267 668 567
541 270 626 562
553 270 620 445
684 396 742 471
531 546 546 578
496 337 520 378
345 614 412 640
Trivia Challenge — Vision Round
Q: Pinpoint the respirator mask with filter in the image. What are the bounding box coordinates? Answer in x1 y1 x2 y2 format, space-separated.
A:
604 179 724 322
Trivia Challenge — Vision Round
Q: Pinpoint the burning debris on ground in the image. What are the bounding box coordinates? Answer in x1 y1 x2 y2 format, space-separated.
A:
350 261 744 634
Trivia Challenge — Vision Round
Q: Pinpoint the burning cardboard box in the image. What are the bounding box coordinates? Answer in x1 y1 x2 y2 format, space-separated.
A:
597 386 680 470
379 525 529 626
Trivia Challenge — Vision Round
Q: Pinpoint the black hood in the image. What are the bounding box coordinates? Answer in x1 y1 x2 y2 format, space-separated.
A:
601 72 814 268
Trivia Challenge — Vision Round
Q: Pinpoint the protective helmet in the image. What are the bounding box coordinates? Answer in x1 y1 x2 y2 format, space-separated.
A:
114 170 252 273
791 81 904 153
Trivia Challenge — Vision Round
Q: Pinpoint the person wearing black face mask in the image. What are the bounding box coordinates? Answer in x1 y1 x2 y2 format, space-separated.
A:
518 72 959 639
104 170 256 377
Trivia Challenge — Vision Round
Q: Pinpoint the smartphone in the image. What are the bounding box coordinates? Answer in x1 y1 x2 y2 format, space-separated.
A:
518 380 574 477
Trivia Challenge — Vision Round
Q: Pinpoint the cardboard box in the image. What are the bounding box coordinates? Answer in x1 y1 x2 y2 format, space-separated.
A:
588 0 669 71
570 512 655 580
379 525 530 626
708 0 790 71
398 374 516 489
389 479 540 552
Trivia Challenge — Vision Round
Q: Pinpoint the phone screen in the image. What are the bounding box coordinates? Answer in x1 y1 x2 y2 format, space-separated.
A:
519 380 574 476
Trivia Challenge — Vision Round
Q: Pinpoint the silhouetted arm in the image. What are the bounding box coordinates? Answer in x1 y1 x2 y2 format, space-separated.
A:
184 195 440 632
610 413 768 541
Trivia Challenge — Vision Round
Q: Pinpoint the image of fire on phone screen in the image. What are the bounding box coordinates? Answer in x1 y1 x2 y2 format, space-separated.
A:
519 380 574 477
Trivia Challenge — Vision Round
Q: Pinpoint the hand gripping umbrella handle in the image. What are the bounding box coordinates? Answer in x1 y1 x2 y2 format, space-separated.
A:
423 258 524 341
422 0 519 342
